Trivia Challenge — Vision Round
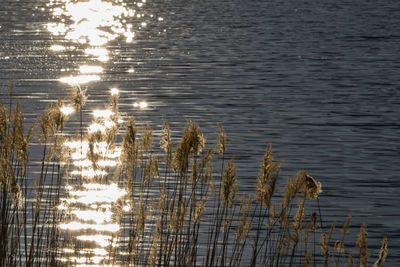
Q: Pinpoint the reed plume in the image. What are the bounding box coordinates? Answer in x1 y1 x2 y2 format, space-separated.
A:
334 240 345 254
217 123 226 155
160 119 173 167
220 159 238 208
357 223 370 267
173 120 205 175
68 86 87 112
342 213 352 239
256 144 281 208
320 232 330 262
0 88 390 267
373 237 388 267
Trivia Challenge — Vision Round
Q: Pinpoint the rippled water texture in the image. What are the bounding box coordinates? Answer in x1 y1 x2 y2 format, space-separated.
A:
1 0 400 265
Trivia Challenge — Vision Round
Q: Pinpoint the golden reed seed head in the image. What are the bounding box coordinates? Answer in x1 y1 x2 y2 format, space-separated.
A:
357 223 370 267
39 104 52 139
0 100 8 136
269 201 276 223
278 207 289 226
193 196 207 224
223 215 231 233
122 117 137 164
236 200 251 241
285 170 322 202
357 223 368 248
52 98 66 131
239 218 251 240
68 86 87 112
203 164 213 186
329 221 336 241
10 101 33 171
160 120 173 166
334 240 345 254
310 212 317 232
174 198 186 232
144 155 159 180
342 213 352 239
221 159 238 207
191 158 198 184
192 121 206 155
173 120 206 174
293 199 305 231
217 123 226 155
256 144 281 208
201 147 214 169
374 237 388 267
303 173 322 200
142 124 153 151
109 91 119 114
320 232 330 260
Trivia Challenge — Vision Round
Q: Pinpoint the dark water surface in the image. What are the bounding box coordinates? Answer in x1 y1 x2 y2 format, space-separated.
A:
1 0 400 265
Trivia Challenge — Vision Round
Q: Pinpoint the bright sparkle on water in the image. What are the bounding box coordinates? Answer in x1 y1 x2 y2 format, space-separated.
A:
49 44 66 51
58 96 129 265
133 101 148 109
76 234 117 248
59 74 101 85
92 109 114 119
60 105 75 116
88 122 107 133
59 222 120 232
45 0 150 265
110 87 119 95
47 0 141 84
47 0 136 46
79 65 104 74
85 47 110 62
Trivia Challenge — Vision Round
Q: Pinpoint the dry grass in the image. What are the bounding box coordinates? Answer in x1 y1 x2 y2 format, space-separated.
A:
0 83 389 266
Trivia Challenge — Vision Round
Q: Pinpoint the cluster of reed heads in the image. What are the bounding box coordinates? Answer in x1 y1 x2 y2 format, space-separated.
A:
0 82 388 267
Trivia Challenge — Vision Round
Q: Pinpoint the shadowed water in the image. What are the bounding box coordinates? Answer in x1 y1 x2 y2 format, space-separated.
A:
1 0 400 265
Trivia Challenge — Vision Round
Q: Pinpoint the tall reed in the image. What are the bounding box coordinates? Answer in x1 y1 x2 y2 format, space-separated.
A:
0 84 389 267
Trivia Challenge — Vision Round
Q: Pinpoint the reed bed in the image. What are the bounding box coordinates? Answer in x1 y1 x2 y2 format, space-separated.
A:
0 83 388 267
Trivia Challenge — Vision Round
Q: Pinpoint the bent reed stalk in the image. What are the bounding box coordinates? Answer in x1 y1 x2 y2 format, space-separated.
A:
0 83 388 267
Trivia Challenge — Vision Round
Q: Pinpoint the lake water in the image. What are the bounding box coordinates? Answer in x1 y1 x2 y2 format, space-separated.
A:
1 0 399 265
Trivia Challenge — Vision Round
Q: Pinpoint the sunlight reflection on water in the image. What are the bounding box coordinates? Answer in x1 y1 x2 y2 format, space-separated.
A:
45 0 148 265
47 0 141 85
57 99 130 265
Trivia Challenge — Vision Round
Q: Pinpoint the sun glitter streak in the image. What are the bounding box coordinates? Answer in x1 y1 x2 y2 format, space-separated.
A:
58 94 130 265
47 0 137 47
48 0 142 85
45 0 149 265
